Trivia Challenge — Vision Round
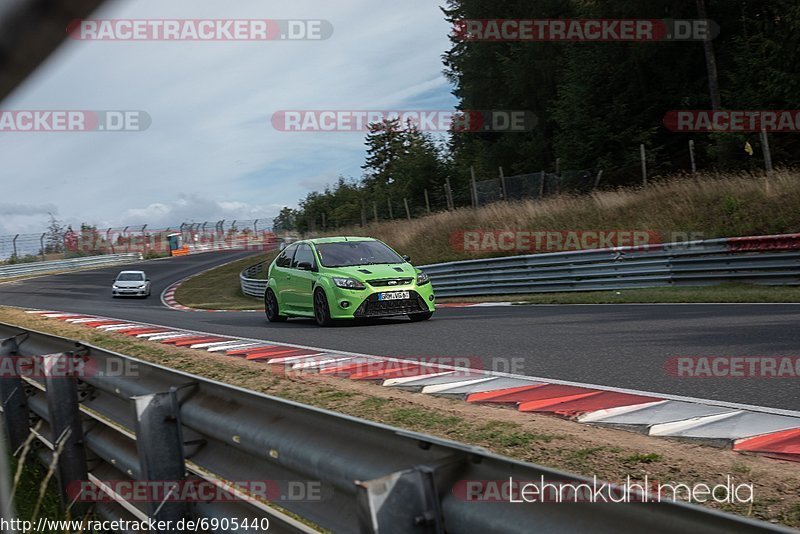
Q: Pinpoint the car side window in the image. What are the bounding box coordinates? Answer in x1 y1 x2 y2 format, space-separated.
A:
291 244 315 269
276 245 297 268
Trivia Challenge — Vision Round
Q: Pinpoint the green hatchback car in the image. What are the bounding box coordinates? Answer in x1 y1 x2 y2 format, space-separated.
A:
264 237 435 326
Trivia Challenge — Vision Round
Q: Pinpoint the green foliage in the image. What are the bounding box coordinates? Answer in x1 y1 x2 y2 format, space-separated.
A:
290 1 800 229
273 207 297 232
442 0 800 183
6 254 41 265
295 121 450 230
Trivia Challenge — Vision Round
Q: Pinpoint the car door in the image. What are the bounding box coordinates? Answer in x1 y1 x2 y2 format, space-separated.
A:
272 244 298 304
286 243 318 313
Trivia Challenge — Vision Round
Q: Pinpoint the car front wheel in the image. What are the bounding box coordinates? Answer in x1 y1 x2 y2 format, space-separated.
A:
313 288 333 327
265 288 286 322
409 311 433 322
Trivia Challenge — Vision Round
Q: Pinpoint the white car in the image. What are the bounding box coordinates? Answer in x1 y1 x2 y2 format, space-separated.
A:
112 270 151 298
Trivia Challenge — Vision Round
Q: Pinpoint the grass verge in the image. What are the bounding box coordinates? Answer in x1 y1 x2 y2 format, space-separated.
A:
1 306 798 527
173 253 277 310
438 284 800 304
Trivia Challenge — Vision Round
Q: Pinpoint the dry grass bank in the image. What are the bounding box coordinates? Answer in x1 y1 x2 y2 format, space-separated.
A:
322 170 800 265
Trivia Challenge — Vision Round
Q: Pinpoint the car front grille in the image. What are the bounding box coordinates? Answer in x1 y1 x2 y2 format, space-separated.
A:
367 278 414 287
354 291 426 317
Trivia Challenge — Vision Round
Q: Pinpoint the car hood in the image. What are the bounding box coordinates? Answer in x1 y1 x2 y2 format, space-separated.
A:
115 281 145 287
325 264 416 280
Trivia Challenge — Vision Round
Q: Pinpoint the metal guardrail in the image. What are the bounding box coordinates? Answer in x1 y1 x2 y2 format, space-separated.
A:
0 253 143 280
422 234 800 297
239 233 800 299
240 262 269 298
0 324 784 533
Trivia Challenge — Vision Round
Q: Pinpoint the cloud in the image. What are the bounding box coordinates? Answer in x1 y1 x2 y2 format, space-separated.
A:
123 194 283 229
0 0 457 234
0 203 58 216
0 204 61 236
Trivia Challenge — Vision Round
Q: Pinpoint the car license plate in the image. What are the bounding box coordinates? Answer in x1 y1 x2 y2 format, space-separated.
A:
378 291 410 301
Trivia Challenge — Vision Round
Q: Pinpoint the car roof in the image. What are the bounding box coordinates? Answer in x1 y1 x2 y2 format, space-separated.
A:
118 270 145 275
304 236 377 245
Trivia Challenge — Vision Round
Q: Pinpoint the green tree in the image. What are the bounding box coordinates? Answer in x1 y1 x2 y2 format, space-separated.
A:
272 207 297 232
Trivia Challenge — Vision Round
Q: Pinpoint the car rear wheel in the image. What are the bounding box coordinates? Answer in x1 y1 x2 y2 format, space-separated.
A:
265 289 286 322
314 288 333 327
408 311 433 322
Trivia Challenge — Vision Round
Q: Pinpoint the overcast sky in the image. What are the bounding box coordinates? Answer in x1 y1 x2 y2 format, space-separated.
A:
0 0 456 235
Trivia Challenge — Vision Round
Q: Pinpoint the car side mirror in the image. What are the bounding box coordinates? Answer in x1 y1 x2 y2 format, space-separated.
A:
297 261 313 271
402 255 411 262
146 279 151 283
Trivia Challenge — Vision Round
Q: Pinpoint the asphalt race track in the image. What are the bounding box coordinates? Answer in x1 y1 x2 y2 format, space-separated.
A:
0 252 798 411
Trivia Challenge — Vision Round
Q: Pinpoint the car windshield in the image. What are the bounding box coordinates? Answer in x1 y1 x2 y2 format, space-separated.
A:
117 273 144 282
316 241 404 268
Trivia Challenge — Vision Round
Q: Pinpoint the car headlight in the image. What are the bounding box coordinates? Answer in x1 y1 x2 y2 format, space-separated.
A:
333 277 366 290
416 271 430 285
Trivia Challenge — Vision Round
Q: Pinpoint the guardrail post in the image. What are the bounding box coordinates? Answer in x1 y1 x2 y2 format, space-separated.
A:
132 390 191 527
0 335 30 452
356 465 446 534
0 419 17 534
42 352 89 515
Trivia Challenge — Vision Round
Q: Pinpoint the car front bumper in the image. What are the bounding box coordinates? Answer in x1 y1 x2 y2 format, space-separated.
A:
327 283 435 319
112 288 148 297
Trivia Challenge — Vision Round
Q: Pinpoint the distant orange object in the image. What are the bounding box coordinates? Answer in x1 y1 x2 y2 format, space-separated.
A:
171 245 189 256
